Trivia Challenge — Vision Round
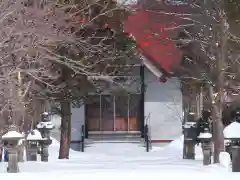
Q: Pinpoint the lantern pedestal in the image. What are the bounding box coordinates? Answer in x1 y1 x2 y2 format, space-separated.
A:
2 131 24 173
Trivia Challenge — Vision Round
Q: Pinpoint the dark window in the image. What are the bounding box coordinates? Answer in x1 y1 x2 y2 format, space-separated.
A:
115 95 128 131
86 95 100 131
101 95 114 131
86 94 141 132
129 94 141 131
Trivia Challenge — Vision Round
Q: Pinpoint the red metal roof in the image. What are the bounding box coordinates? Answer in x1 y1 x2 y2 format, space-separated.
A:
124 8 182 74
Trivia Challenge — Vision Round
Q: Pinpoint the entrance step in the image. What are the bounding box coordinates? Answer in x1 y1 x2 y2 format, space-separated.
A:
73 138 144 152
86 131 142 143
88 132 141 139
85 139 142 144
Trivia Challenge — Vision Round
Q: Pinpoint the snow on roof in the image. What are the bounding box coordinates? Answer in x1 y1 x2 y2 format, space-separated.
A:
33 129 42 136
37 121 55 129
2 131 24 139
224 122 240 138
27 129 42 140
198 132 212 139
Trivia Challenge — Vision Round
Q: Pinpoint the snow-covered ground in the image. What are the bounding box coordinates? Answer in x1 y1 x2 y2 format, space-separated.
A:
50 114 61 142
0 136 236 179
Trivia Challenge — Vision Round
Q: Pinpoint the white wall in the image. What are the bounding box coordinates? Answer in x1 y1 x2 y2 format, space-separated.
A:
144 68 182 141
70 105 85 151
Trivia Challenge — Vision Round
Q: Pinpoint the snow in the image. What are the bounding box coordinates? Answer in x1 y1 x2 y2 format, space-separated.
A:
117 0 137 5
219 152 231 169
50 114 61 127
37 121 55 129
18 139 24 145
33 129 42 137
0 135 235 178
183 122 196 128
224 122 240 138
2 131 24 139
27 129 42 140
198 132 212 139
43 112 49 115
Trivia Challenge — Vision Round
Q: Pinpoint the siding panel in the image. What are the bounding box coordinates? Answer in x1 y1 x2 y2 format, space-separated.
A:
144 68 182 141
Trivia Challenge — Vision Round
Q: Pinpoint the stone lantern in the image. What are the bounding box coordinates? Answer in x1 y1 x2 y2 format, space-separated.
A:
183 113 198 159
2 131 24 173
37 112 54 162
26 129 42 161
224 121 240 172
197 128 212 165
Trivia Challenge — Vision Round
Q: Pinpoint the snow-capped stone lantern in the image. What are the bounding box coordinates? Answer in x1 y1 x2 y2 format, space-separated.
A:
26 129 42 161
37 112 54 138
2 131 24 173
197 128 212 165
37 112 55 162
183 112 198 159
224 118 240 172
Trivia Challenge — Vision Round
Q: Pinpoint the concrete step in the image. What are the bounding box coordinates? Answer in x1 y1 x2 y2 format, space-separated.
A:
85 133 143 144
88 132 141 139
87 139 142 144
80 132 143 146
85 138 143 143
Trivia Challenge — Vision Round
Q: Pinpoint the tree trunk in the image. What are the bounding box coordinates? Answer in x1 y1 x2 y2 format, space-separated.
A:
211 4 228 163
209 86 225 163
58 100 71 159
212 106 225 163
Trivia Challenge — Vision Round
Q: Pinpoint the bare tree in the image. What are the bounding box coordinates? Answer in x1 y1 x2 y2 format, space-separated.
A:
175 0 240 163
135 0 240 162
0 0 138 159
0 0 62 130
51 0 138 159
